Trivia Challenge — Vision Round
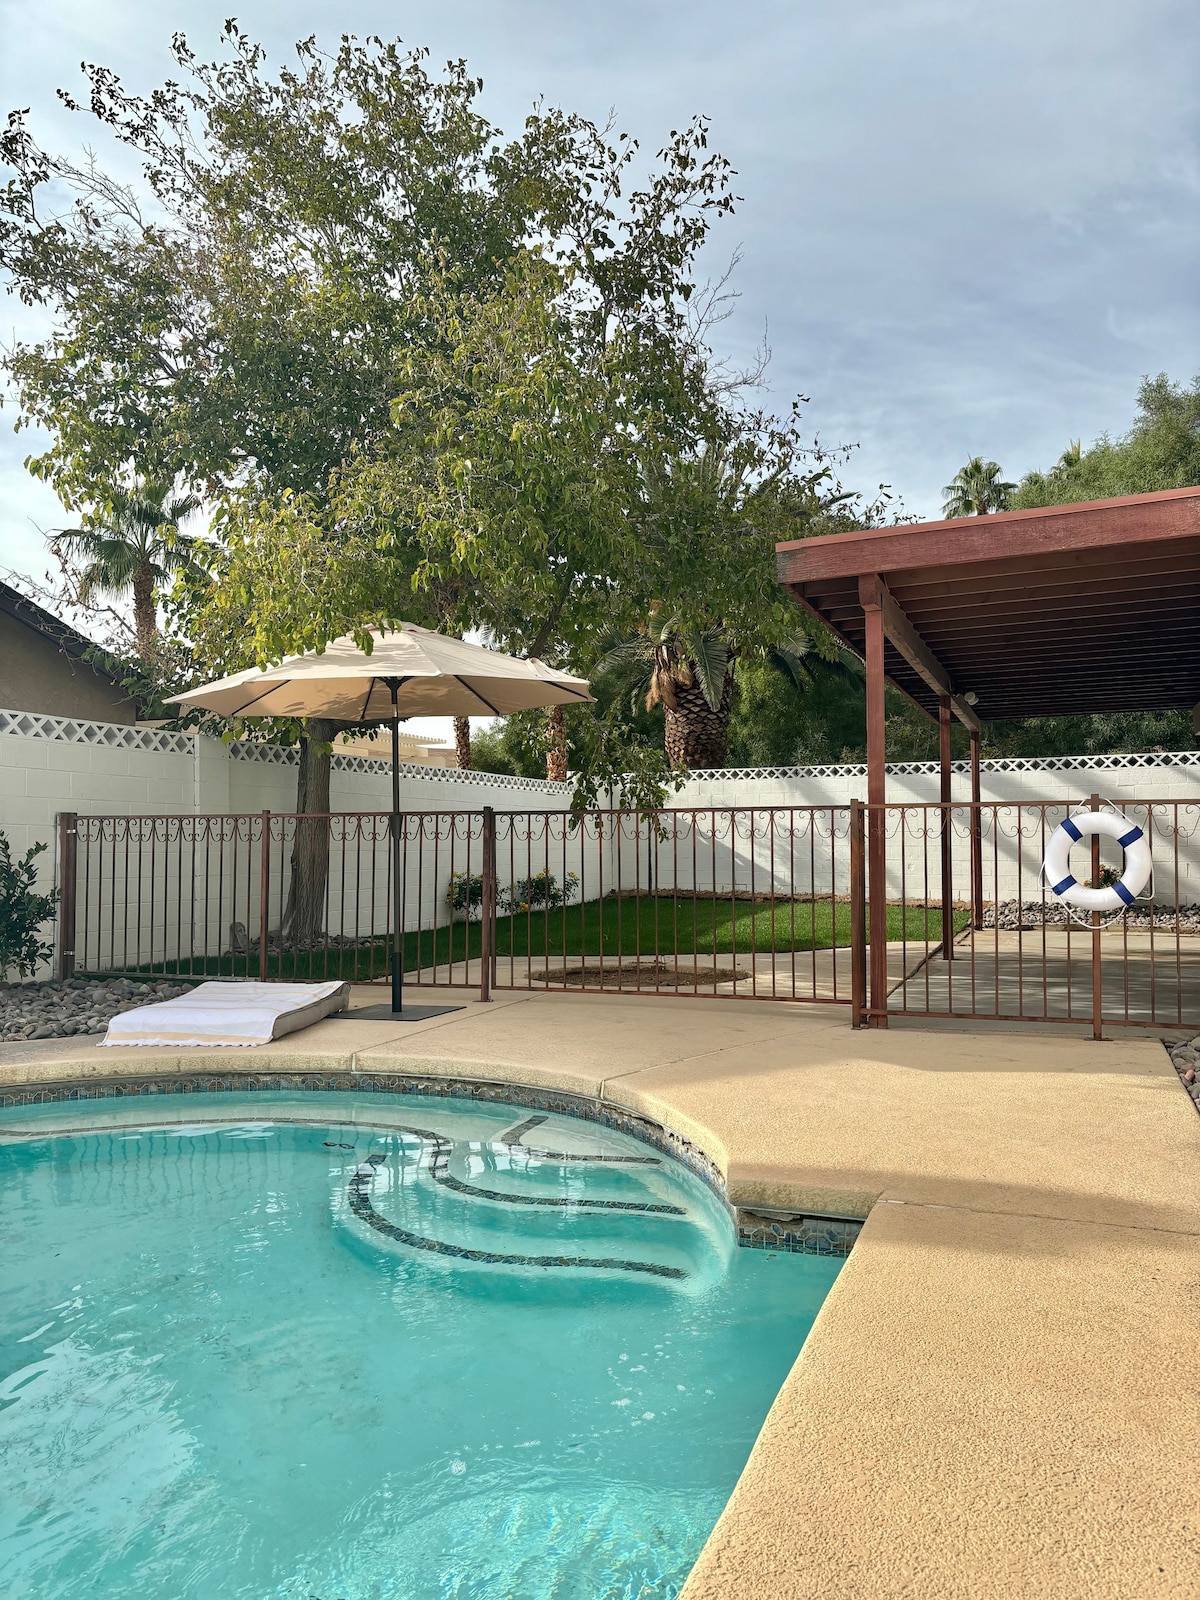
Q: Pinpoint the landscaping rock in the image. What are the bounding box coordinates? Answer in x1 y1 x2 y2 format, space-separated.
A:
985 900 1200 931
0 978 197 1043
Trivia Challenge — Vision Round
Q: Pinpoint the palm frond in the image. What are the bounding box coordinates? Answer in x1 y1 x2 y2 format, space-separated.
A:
770 643 813 691
592 637 654 678
687 630 729 711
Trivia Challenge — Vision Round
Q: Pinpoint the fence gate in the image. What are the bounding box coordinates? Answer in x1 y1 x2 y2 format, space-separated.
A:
854 796 1200 1036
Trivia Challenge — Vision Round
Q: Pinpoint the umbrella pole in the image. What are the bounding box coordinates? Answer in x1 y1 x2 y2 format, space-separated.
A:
389 680 404 1015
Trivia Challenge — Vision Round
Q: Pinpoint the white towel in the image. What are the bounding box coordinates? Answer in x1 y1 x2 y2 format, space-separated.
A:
99 980 350 1048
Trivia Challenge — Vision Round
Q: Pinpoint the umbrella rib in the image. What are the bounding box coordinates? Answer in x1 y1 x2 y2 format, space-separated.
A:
228 680 284 717
454 676 502 716
360 680 376 721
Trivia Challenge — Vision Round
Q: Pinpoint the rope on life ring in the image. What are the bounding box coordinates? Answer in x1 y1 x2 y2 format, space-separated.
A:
1041 807 1152 917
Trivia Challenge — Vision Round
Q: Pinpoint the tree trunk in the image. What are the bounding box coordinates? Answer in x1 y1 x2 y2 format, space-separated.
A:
283 718 334 950
664 668 733 771
546 704 569 782
454 716 472 770
132 562 157 658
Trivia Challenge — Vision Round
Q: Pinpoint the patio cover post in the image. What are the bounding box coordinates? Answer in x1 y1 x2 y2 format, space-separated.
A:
939 696 954 964
859 575 889 1026
969 729 984 929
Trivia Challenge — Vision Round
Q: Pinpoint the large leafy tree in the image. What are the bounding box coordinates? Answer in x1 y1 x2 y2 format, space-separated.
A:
51 477 200 657
1 25 741 827
1013 373 1200 507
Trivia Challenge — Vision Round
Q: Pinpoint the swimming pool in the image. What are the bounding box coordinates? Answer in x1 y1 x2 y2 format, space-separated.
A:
0 1090 843 1599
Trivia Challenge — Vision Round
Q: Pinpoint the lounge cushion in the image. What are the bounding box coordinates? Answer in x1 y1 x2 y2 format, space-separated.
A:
99 980 350 1048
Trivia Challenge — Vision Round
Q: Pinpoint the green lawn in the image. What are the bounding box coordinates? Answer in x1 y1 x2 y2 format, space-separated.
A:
125 894 961 983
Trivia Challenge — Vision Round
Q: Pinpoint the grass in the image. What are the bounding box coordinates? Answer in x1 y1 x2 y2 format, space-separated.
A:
125 894 964 984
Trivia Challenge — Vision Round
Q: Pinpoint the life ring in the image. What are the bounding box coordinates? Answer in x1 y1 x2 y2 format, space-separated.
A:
1042 810 1152 912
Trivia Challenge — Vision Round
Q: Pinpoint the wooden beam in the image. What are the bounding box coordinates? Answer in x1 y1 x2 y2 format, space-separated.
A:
779 487 1200 585
858 575 981 734
782 585 941 724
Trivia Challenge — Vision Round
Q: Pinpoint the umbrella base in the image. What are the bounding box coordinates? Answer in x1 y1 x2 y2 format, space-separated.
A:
333 1002 466 1022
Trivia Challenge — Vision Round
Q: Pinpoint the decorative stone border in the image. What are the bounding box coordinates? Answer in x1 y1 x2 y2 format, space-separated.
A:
0 1069 862 1259
736 1209 862 1258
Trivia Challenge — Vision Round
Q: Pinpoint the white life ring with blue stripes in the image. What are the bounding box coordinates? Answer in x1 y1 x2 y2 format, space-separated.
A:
1042 811 1152 912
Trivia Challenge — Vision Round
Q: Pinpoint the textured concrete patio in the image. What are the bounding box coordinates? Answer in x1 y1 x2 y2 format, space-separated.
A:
2 988 1197 1598
896 926 1200 1028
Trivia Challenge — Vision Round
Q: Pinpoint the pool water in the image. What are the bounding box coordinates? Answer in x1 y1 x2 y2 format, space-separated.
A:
0 1092 842 1599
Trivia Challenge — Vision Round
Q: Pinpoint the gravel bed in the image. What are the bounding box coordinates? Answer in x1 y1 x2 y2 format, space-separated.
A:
0 978 196 1042
984 900 1200 931
1166 1037 1200 1113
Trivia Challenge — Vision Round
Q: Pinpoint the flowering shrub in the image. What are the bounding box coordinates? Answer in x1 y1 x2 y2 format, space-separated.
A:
500 870 580 915
445 870 486 921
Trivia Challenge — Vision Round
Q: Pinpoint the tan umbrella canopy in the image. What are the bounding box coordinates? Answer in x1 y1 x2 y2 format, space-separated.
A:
167 623 594 721
167 624 593 1015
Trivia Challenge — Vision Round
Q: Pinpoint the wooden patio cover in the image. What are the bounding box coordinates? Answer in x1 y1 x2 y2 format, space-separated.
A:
776 485 1200 1025
777 486 1200 727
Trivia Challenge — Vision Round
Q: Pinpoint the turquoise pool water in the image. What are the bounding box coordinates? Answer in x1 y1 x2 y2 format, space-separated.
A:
0 1092 842 1599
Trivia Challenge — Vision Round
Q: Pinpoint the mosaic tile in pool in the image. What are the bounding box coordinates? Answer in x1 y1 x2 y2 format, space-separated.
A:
0 1091 843 1600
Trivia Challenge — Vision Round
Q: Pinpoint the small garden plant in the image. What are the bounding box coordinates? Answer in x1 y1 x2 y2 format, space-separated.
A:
445 870 486 921
0 833 60 979
500 870 580 915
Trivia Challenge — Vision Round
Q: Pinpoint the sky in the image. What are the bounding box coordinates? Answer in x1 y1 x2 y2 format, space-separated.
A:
1 0 1197 739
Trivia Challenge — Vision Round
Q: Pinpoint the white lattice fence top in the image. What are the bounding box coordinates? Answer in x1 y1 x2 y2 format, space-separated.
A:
0 708 194 754
228 739 570 792
3 708 1195 788
682 751 1200 782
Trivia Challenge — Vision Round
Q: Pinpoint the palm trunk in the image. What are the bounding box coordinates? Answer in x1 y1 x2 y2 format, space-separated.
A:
454 716 472 770
546 704 569 782
283 718 334 950
131 562 157 658
664 669 733 771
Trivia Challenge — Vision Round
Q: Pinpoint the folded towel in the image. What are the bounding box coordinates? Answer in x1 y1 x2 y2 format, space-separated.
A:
100 980 350 1048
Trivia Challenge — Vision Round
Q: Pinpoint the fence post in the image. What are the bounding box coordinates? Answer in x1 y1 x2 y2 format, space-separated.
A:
1090 792 1103 1040
969 730 984 929
849 800 866 1027
258 810 271 980
57 811 78 981
479 806 497 1002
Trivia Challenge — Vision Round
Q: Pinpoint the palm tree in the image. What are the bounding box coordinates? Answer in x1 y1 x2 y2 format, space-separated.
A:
52 478 201 657
941 458 1016 518
596 613 812 772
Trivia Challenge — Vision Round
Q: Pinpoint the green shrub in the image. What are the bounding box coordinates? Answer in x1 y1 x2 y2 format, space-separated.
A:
500 870 580 915
445 870 486 921
0 834 60 979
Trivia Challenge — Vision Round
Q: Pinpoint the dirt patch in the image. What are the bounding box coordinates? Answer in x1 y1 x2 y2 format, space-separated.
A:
532 960 750 989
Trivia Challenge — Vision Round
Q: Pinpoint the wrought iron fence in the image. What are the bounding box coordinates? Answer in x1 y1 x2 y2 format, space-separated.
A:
56 796 1199 1031
58 805 864 1006
857 797 1200 1034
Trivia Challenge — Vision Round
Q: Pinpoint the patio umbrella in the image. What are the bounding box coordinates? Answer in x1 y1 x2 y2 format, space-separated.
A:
168 625 594 1014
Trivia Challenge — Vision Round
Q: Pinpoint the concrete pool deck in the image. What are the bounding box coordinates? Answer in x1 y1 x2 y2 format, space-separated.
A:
2 989 1197 1597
